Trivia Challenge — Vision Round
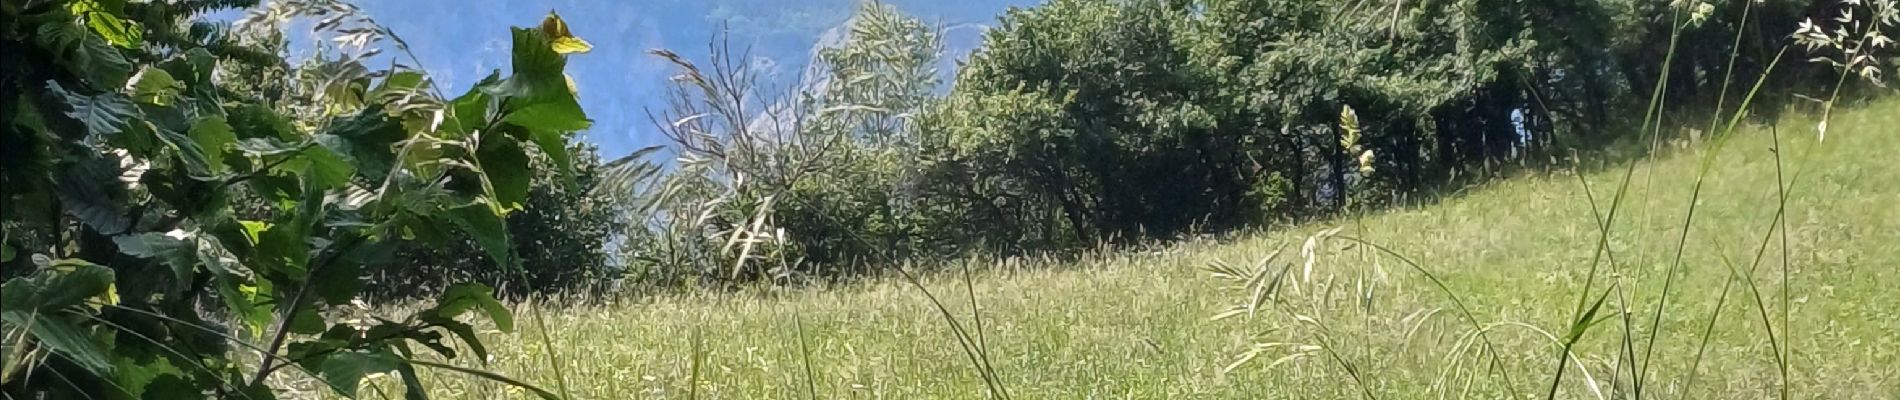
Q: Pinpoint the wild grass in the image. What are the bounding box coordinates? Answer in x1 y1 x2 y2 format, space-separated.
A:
320 96 1899 399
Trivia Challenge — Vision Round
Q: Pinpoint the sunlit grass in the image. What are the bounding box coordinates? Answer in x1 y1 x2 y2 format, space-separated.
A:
333 98 1897 399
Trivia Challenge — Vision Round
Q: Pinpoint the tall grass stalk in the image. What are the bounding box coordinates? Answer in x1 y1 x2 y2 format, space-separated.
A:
1216 249 1380 399
793 314 820 400
899 264 1011 399
688 323 705 400
1769 123 1792 400
1331 236 1521 397
1637 39 1788 400
1545 6 1688 397
525 301 574 400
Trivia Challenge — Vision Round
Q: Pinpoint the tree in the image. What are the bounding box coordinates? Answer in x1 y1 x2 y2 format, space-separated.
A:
612 2 951 283
779 0 945 270
913 0 1856 256
924 0 1232 249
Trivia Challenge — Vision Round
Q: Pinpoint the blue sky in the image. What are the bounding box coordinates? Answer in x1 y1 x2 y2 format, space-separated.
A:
355 0 1039 158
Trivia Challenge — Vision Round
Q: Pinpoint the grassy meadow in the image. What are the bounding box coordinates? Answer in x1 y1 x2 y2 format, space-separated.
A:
336 99 1898 399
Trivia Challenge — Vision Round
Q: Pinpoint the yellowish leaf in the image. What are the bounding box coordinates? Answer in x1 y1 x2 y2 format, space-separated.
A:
552 37 593 54
92 283 119 310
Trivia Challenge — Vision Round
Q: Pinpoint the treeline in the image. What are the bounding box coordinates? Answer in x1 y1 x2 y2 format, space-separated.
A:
388 0 1895 295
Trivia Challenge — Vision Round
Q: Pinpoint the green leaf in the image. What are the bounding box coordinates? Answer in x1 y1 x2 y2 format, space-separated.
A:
503 26 588 126
113 232 196 289
159 48 216 88
139 375 203 399
239 220 270 244
234 381 282 400
529 131 576 189
371 71 431 106
54 155 133 234
247 172 302 206
287 329 350 370
191 116 238 174
70 0 141 49
289 308 327 335
47 80 137 138
67 0 123 15
297 143 357 191
493 23 590 190
396 360 430 400
154 129 217 179
445 199 513 269
319 349 402 398
35 21 133 87
438 79 496 137
375 71 429 93
500 99 591 133
285 139 357 192
432 283 513 332
85 13 141 49
402 330 456 360
20 313 116 377
229 103 299 141
254 218 311 281
236 138 307 157
0 260 114 314
0 263 118 377
1567 289 1616 340
510 27 565 79
476 135 531 210
312 237 367 306
198 237 273 335
127 67 181 106
110 349 181 398
113 232 188 257
319 107 406 180
426 318 489 362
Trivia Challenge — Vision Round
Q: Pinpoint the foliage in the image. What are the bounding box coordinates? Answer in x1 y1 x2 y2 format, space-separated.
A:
611 2 947 284
890 0 1890 262
778 0 944 270
597 0 1891 287
375 143 620 300
1795 0 1899 141
922 0 1223 250
617 40 802 284
1 1 596 397
1795 0 1898 88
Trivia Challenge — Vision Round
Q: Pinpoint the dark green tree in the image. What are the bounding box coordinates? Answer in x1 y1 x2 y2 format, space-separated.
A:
924 0 1229 249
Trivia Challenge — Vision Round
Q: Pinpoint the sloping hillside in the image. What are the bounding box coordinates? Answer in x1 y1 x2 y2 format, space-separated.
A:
383 100 1897 399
